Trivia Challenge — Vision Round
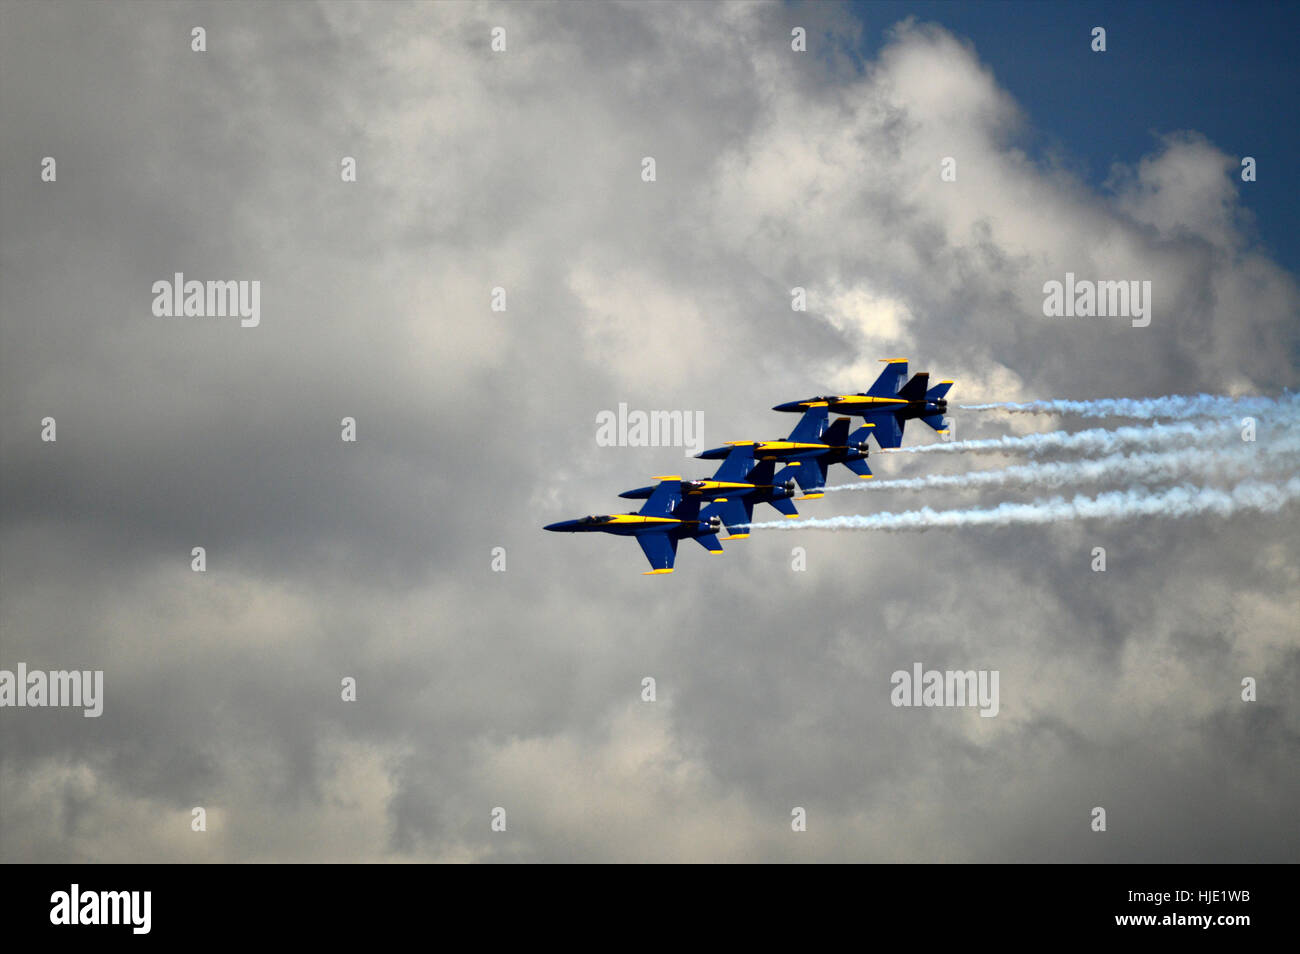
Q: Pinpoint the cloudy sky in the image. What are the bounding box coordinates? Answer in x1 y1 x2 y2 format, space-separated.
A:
2 0 1297 862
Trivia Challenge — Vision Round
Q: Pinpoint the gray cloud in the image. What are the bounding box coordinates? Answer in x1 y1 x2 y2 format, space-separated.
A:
1 0 1296 862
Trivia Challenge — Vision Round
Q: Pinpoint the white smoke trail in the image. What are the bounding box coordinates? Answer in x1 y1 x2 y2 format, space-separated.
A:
883 419 1240 457
959 393 1295 420
826 432 1300 494
747 478 1300 532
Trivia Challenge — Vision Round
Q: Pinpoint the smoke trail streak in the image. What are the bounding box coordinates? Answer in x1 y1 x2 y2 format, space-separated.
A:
826 433 1300 494
747 478 1300 532
882 419 1243 457
959 393 1296 420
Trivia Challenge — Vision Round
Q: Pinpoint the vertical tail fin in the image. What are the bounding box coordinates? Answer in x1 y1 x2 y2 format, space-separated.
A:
747 457 776 486
820 416 851 447
898 372 930 400
921 413 948 433
926 380 953 400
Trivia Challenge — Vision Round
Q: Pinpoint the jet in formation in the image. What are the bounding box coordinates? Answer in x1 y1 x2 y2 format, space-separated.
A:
544 479 725 575
695 404 875 498
620 447 799 539
545 359 951 573
773 358 952 449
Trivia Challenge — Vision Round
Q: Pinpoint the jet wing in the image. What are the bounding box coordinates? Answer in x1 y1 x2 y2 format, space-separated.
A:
711 445 757 483
638 480 683 518
785 406 829 443
921 413 948 434
866 359 908 397
637 532 679 574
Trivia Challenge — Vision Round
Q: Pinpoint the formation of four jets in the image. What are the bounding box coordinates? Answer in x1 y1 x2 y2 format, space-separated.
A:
544 359 953 573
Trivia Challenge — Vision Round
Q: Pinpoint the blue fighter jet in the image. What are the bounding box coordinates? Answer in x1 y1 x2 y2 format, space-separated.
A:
695 404 874 498
544 479 725 574
772 358 952 449
619 446 800 539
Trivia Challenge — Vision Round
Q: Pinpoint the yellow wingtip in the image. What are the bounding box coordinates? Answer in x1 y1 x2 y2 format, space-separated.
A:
642 568 675 575
724 533 749 540
785 514 800 519
881 357 909 363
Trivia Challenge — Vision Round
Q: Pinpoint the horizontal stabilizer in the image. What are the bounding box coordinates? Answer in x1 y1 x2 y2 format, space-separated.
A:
926 380 953 400
842 457 873 478
694 533 725 553
922 413 948 433
767 495 798 518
